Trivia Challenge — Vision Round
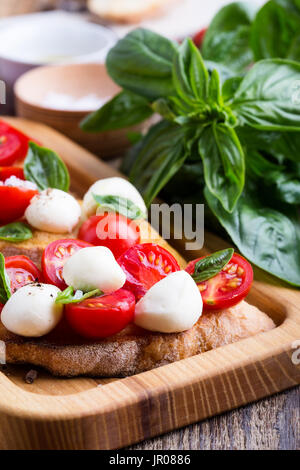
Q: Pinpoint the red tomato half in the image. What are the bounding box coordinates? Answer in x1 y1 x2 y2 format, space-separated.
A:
0 120 32 166
0 166 24 181
78 213 141 259
193 27 207 48
42 239 93 290
186 253 253 310
65 289 136 339
0 185 38 225
118 243 181 300
5 256 43 294
0 256 43 313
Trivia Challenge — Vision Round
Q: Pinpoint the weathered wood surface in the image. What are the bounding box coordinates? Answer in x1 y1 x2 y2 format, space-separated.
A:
129 388 299 450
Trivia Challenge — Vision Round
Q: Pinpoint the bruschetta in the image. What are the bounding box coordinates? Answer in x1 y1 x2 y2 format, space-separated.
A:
0 121 275 377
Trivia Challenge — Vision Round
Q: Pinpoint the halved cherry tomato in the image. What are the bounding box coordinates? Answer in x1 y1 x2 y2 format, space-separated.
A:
0 185 38 225
78 213 140 259
42 239 93 290
5 256 43 294
0 166 24 181
186 253 253 311
118 243 181 300
65 289 136 339
0 256 43 313
0 120 32 166
193 27 207 48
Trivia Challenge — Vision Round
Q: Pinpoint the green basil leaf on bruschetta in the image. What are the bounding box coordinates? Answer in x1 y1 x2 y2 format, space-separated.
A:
0 222 33 243
191 248 234 283
55 287 102 305
0 253 11 304
93 194 147 220
24 142 70 192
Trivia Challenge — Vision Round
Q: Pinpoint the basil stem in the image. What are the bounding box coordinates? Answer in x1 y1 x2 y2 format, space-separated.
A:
55 287 102 305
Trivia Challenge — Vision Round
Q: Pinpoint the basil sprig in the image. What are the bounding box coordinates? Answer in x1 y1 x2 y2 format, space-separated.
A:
93 194 147 220
0 253 11 304
24 142 70 192
191 249 234 283
0 222 33 243
81 11 300 287
55 287 102 305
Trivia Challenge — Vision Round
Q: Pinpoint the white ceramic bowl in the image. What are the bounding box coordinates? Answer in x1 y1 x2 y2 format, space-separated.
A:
0 11 116 114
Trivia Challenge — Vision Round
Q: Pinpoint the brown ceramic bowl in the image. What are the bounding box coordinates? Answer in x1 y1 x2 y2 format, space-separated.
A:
14 63 151 159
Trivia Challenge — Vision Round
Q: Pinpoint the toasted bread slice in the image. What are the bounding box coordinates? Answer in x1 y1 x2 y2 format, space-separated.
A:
0 301 274 377
88 0 177 23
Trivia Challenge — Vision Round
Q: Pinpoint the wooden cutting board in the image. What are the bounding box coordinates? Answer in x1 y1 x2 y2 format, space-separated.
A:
0 117 299 450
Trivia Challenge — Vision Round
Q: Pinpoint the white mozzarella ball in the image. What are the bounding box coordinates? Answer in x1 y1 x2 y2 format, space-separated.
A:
25 188 81 233
134 271 203 333
62 246 126 294
82 177 147 219
1 284 63 337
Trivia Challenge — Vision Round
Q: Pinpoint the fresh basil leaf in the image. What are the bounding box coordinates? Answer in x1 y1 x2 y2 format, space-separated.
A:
222 77 243 103
0 222 33 243
0 253 11 304
268 171 300 204
265 132 300 164
130 121 188 207
126 131 143 145
205 184 300 286
173 39 209 104
205 61 236 83
237 126 294 164
56 286 102 305
106 28 178 100
199 123 245 213
232 59 300 131
152 98 176 121
246 151 300 204
80 91 153 132
92 194 147 220
191 248 234 283
251 0 300 60
202 2 256 72
287 34 300 61
246 150 284 178
121 135 146 175
208 69 222 105
24 142 70 192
